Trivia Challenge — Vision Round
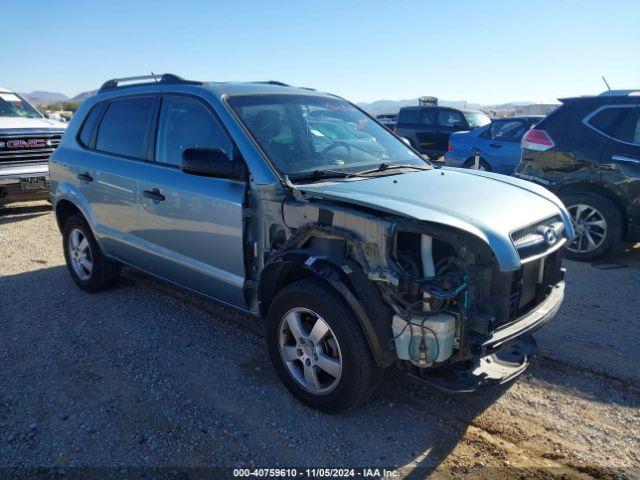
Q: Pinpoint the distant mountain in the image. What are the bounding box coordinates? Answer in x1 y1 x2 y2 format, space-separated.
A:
358 98 483 115
21 91 69 105
357 99 419 115
70 90 97 103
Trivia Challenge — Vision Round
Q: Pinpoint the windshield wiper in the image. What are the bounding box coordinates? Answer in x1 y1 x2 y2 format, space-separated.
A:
289 169 363 182
355 163 432 175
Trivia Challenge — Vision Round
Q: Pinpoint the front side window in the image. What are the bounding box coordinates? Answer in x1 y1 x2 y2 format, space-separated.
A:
228 95 428 179
96 96 155 159
156 96 233 166
0 92 42 119
587 106 640 144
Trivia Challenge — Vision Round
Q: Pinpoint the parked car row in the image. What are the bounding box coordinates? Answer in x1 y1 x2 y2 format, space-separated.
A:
1 74 637 411
392 92 639 261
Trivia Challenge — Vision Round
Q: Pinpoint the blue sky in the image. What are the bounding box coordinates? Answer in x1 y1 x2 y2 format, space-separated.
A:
2 0 638 104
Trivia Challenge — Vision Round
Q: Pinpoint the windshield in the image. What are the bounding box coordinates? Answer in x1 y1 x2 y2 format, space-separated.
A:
228 95 429 179
0 92 42 119
464 111 491 129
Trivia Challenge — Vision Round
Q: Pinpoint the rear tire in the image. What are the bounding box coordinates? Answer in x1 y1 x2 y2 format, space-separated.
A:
62 214 121 292
561 192 623 261
463 157 491 171
266 278 381 413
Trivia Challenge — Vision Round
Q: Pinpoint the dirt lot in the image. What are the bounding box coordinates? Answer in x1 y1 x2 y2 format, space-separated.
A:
1 202 639 479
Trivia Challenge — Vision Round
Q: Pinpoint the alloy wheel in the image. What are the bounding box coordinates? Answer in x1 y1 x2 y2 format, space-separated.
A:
566 203 607 253
278 307 342 395
68 228 93 281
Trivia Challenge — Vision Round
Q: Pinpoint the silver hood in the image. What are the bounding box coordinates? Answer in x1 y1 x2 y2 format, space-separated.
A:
297 167 573 271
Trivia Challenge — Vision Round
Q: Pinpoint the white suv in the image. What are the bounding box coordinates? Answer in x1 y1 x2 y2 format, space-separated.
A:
0 87 66 207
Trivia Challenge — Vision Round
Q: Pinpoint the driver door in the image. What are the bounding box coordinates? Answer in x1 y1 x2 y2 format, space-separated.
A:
134 94 247 308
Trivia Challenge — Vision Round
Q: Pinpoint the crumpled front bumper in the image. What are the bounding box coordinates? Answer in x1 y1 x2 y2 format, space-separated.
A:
408 281 565 393
482 281 565 350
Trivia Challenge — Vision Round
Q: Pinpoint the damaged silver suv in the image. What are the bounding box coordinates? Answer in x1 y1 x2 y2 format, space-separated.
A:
50 75 572 412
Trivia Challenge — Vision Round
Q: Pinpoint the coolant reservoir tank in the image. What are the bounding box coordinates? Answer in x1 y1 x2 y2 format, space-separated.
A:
392 313 456 364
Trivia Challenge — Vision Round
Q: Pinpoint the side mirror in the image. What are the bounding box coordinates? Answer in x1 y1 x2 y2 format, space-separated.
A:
181 147 243 179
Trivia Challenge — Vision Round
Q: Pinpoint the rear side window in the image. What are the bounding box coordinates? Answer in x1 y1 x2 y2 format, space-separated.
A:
489 120 528 141
398 108 418 123
156 96 233 166
96 96 156 159
419 108 437 125
587 106 640 144
437 110 465 127
78 102 105 147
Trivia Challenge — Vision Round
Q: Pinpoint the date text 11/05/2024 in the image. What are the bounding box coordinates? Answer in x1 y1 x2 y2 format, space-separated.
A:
232 468 398 478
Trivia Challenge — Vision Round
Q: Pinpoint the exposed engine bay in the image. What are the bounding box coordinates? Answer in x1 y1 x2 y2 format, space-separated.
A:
247 184 566 384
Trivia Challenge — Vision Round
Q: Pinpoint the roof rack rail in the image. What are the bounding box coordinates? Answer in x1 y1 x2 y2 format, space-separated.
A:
98 73 203 93
599 89 640 97
254 80 290 87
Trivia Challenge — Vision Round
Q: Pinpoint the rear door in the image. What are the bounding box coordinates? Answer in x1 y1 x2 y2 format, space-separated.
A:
593 103 640 232
434 109 466 157
484 119 529 173
134 94 247 308
415 107 439 155
75 95 158 264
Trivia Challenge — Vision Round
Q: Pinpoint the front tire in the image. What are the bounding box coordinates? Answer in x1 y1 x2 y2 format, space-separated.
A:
62 214 121 292
266 278 381 413
561 192 623 261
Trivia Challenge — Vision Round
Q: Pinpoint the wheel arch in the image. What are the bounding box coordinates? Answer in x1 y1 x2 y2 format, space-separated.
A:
259 250 395 367
55 199 84 232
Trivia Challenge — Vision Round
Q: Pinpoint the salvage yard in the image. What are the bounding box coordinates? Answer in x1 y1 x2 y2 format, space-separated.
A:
1 202 639 478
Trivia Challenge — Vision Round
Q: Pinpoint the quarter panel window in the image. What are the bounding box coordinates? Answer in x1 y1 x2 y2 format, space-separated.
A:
78 102 105 148
96 97 155 159
156 96 232 166
587 106 640 144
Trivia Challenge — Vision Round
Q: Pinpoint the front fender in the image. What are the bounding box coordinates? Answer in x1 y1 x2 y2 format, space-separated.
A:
259 250 395 367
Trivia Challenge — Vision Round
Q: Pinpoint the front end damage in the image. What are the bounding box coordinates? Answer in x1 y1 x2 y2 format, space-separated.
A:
248 185 567 392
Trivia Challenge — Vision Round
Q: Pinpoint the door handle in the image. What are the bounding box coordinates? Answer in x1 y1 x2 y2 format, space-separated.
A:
77 172 93 182
143 188 165 202
489 143 503 148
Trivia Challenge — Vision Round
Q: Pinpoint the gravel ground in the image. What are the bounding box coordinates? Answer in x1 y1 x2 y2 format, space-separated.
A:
0 202 639 479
